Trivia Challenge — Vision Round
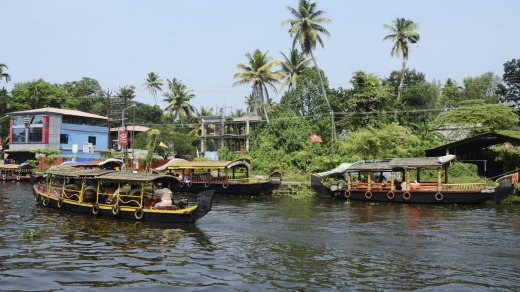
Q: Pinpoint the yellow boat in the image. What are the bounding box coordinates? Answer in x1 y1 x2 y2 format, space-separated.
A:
32 164 214 223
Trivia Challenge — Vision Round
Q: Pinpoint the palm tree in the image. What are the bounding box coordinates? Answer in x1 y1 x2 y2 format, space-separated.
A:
244 93 256 114
0 64 10 84
189 106 215 138
280 48 311 92
383 18 420 116
233 49 284 122
283 0 337 146
143 72 163 105
163 78 196 125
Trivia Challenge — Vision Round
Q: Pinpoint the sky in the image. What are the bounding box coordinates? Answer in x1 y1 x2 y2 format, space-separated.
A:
2 0 519 115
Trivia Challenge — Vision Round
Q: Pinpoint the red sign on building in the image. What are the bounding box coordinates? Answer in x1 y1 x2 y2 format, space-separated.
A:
118 130 128 146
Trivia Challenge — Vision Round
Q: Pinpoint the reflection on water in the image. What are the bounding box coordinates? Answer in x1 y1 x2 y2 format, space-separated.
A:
1 182 520 290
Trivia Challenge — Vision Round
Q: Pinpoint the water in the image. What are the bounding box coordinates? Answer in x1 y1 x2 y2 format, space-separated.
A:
1 182 520 291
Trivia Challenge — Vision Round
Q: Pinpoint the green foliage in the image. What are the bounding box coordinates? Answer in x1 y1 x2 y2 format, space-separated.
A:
462 72 501 104
337 123 424 160
249 110 315 174
339 71 392 131
491 145 520 173
446 162 486 184
434 102 518 137
20 229 39 240
29 149 61 156
144 129 160 171
498 59 520 114
11 79 69 110
279 67 329 117
217 147 236 161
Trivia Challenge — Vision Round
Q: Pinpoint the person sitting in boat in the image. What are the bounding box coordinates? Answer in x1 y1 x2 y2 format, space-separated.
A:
154 188 174 208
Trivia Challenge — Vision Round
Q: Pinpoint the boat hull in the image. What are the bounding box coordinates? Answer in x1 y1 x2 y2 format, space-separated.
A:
1 175 32 182
33 185 214 223
171 181 281 196
310 174 504 204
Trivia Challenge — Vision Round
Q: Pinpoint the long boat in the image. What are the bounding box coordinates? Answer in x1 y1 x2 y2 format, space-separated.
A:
311 155 517 204
32 164 214 223
1 162 37 182
154 158 282 195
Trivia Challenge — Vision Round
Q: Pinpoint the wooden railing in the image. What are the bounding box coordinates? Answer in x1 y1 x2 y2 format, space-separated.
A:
441 183 486 192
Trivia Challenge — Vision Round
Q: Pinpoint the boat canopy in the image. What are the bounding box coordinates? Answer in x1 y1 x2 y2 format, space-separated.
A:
46 165 178 183
155 159 251 171
317 163 353 177
0 163 36 170
60 158 123 169
318 155 457 176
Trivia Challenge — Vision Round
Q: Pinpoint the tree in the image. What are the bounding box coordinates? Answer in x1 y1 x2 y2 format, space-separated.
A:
144 129 160 171
283 0 337 149
441 78 464 108
462 72 501 104
11 79 68 110
233 49 283 122
143 72 163 105
340 71 392 131
279 67 330 118
498 59 520 113
60 77 105 112
0 63 11 84
383 18 420 116
249 110 315 174
279 48 311 92
244 93 256 114
337 123 426 160
433 100 518 141
163 78 196 124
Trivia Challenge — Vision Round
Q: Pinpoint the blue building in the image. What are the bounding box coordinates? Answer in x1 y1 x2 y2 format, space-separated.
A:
5 108 108 163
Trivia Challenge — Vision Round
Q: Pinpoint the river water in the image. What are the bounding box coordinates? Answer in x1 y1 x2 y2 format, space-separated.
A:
1 182 520 291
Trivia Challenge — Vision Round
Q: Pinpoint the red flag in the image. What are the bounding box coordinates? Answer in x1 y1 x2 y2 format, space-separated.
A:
310 134 322 143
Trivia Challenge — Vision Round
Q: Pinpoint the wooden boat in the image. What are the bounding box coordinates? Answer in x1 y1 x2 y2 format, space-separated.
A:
32 164 214 223
1 162 37 182
311 155 517 204
154 158 282 195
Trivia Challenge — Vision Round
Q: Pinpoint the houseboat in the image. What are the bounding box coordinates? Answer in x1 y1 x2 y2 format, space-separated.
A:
155 158 282 195
311 155 516 204
1 162 37 182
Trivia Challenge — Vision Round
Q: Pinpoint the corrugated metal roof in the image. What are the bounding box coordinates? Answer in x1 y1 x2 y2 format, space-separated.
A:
7 107 107 120
110 125 150 132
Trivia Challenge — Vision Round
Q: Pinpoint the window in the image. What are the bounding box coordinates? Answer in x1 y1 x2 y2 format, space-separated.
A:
12 128 25 143
60 134 69 144
28 128 42 142
31 115 44 125
12 116 25 126
88 136 96 145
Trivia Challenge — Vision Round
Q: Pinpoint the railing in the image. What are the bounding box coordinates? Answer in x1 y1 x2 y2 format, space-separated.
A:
441 183 486 192
228 177 260 184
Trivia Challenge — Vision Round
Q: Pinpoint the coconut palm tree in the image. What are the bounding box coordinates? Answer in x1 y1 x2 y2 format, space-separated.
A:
280 48 311 92
383 18 420 116
0 64 9 83
0 64 10 84
282 0 336 145
163 78 196 125
188 106 215 138
233 49 284 122
244 93 256 114
143 72 163 105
